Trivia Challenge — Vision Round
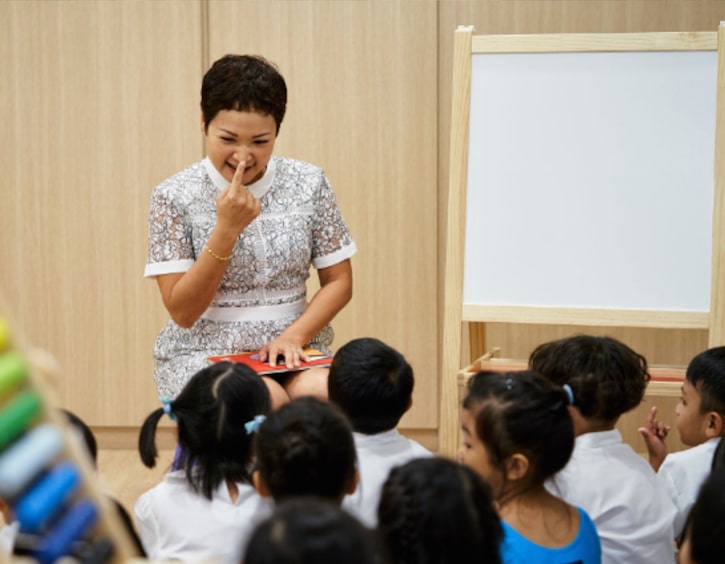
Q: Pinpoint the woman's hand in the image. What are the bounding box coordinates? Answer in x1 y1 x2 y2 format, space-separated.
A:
215 161 261 237
259 337 310 370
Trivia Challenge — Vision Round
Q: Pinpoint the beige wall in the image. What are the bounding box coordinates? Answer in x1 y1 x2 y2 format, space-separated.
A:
2 0 724 451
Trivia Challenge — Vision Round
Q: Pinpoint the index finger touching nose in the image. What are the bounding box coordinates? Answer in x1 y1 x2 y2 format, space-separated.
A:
232 160 247 189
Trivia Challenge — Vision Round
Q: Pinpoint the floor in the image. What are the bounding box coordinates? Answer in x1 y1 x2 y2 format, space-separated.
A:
97 448 175 522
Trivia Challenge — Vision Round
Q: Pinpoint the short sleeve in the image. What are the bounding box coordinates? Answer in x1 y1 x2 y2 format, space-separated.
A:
145 184 196 277
134 492 161 557
311 173 356 269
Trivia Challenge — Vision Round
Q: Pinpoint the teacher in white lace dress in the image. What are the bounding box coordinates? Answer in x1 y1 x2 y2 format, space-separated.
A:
144 54 356 401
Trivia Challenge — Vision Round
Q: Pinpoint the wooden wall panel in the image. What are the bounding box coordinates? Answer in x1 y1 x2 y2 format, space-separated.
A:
438 1 725 374
207 0 440 429
0 1 203 426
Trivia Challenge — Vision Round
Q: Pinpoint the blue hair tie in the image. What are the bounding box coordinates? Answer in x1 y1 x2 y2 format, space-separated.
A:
159 396 176 421
245 415 266 435
562 384 575 406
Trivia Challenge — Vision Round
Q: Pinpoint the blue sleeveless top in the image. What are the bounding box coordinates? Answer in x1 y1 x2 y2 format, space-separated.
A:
500 507 601 564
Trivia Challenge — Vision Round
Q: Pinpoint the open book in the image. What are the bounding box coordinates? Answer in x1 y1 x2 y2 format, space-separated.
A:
207 347 332 375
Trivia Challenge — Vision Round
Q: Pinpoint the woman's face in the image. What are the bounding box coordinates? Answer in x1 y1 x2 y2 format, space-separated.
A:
202 109 277 185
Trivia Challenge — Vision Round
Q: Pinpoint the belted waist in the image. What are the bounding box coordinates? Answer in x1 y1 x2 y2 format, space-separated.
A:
200 299 306 322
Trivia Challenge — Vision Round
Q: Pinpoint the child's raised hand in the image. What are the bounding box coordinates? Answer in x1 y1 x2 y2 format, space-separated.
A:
637 405 670 472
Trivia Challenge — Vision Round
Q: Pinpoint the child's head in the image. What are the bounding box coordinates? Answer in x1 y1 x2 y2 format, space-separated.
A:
138 362 270 499
253 396 357 503
678 469 725 564
328 337 413 434
244 497 375 564
377 457 502 564
460 371 574 502
528 335 650 426
677 347 725 446
201 54 287 133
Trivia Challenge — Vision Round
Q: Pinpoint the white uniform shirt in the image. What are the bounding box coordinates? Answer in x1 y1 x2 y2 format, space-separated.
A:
0 521 18 555
658 437 721 537
342 429 433 527
546 429 676 564
134 470 272 563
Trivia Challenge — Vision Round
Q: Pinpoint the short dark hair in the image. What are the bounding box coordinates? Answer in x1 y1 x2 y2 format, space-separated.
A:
201 54 287 133
686 347 725 416
463 371 574 491
254 397 356 502
138 362 270 500
378 457 502 564
529 335 650 423
244 497 376 564
328 338 413 434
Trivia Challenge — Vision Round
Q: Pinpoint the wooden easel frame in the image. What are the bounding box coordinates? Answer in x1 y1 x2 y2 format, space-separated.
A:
439 25 725 456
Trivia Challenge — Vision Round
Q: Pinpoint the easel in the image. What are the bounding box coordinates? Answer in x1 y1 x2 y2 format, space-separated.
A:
439 25 725 457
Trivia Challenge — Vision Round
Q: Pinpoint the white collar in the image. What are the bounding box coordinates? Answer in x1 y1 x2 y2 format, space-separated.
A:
203 156 277 199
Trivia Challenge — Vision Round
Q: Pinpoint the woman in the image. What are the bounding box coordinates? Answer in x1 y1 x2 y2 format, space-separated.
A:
145 54 356 400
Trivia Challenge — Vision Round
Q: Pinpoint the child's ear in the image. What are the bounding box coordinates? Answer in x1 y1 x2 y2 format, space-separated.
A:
705 412 724 439
344 467 360 496
252 470 271 498
200 110 207 135
504 453 530 482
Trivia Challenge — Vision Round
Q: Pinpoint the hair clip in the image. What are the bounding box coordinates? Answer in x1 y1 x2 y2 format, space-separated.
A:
159 396 177 421
245 415 266 435
562 384 575 406
505 376 514 390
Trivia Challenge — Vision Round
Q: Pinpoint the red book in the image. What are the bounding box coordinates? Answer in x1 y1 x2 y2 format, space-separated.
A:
207 348 332 375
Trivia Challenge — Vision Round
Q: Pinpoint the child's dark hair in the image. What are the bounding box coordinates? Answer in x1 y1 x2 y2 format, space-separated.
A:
201 54 287 133
686 346 725 416
679 469 725 563
528 335 650 423
138 362 270 500
244 497 376 564
60 409 98 467
254 397 356 502
463 371 574 494
378 457 502 564
328 337 413 434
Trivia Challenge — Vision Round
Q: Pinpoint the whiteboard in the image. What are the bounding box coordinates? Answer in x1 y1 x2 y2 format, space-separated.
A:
462 50 717 313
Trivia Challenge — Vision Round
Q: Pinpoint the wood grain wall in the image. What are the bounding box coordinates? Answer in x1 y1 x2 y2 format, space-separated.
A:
2 0 724 452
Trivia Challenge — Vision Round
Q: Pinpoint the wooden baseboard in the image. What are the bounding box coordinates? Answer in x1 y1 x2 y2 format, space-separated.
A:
93 425 440 454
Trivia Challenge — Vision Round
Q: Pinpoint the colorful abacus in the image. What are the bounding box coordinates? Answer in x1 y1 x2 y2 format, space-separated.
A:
0 316 139 563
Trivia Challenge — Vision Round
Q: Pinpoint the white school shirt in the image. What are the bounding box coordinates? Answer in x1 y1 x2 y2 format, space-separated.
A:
0 521 18 555
134 470 272 564
658 437 721 538
546 429 676 564
342 429 433 527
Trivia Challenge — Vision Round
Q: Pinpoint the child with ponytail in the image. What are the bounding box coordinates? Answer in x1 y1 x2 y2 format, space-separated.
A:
134 362 271 563
460 370 601 564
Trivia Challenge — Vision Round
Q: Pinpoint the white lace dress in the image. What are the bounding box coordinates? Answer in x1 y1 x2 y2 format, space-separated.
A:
145 156 356 398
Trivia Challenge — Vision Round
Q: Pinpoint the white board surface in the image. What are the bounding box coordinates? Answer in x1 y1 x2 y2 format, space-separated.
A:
463 50 717 312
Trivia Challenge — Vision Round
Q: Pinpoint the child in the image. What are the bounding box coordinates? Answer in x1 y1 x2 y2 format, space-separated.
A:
377 457 503 564
460 370 601 564
677 469 725 564
639 346 725 538
252 396 358 503
530 335 676 564
244 497 376 564
327 337 432 526
134 362 271 563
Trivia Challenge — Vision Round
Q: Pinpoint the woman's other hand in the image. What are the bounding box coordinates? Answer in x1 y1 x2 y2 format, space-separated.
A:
216 161 261 237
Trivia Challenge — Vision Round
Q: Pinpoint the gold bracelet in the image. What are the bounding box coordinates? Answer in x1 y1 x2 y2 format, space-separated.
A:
204 244 233 262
